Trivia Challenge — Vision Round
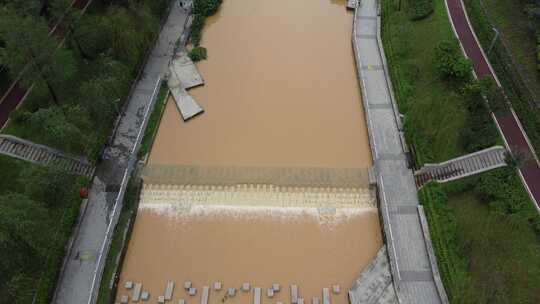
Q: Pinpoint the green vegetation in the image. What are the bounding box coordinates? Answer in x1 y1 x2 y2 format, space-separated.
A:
421 176 540 303
0 156 87 303
96 180 141 304
0 0 169 302
138 83 168 158
0 0 169 160
189 0 223 52
382 0 540 302
408 0 434 20
465 0 540 158
188 46 208 62
434 40 472 83
382 0 477 164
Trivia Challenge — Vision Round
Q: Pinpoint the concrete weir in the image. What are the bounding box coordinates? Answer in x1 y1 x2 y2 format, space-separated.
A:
351 0 449 303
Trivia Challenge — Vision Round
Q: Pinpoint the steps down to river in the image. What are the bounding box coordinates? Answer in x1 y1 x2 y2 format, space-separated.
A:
0 134 94 177
140 183 376 210
348 246 398 304
414 146 507 187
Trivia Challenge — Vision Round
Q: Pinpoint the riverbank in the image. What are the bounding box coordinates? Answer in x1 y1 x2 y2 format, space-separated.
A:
381 0 540 302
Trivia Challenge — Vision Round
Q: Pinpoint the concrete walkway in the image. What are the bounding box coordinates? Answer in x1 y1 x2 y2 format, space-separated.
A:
52 4 189 304
352 0 448 303
446 0 540 211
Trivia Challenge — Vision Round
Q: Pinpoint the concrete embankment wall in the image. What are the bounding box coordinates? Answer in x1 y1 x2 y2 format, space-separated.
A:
351 0 449 303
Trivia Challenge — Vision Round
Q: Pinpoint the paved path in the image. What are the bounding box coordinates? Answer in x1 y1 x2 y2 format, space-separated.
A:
52 4 188 304
446 0 540 210
0 0 93 129
353 0 448 303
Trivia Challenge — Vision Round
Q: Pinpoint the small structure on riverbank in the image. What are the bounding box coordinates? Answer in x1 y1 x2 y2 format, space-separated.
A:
167 53 204 121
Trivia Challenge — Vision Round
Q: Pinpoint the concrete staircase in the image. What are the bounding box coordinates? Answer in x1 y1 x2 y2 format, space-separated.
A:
0 134 94 177
414 146 507 187
348 246 398 304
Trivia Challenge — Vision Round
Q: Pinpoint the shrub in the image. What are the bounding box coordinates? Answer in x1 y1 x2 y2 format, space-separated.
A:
460 78 499 152
11 108 32 123
190 14 205 46
408 0 434 21
194 0 222 17
188 46 207 61
435 40 472 83
480 76 509 113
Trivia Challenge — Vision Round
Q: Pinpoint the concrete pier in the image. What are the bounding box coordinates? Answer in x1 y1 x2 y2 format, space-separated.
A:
167 71 204 121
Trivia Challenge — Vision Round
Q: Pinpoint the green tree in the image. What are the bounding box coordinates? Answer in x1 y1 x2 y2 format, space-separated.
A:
188 46 207 61
0 193 53 259
68 15 109 59
29 106 84 151
20 165 73 207
0 0 41 16
77 57 129 124
0 10 76 104
100 6 152 68
434 40 472 83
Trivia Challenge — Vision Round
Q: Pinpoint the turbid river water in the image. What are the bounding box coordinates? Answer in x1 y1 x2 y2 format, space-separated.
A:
116 0 380 303
149 0 371 168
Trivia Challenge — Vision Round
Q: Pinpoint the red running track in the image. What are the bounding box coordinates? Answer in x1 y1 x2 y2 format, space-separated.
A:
0 0 92 129
446 0 540 209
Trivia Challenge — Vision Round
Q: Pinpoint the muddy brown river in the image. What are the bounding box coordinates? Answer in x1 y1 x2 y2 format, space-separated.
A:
149 0 371 168
116 0 380 303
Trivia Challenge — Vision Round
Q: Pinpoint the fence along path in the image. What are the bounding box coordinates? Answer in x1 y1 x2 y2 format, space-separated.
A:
0 134 94 177
414 146 507 187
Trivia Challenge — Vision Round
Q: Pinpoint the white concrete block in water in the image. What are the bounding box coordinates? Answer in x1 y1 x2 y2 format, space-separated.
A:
184 281 192 290
165 281 175 300
312 297 320 304
228 288 236 297
323 288 330 304
133 283 142 302
253 287 261 304
178 300 186 304
298 298 305 304
188 287 197 296
124 281 134 289
213 282 222 290
332 285 340 294
272 283 280 292
158 296 165 304
267 288 274 298
169 85 204 121
141 291 150 301
290 285 299 304
242 283 251 291
170 53 204 90
120 295 129 304
201 286 210 304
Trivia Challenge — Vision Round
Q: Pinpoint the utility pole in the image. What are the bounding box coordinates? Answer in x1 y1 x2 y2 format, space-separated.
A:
488 27 500 55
